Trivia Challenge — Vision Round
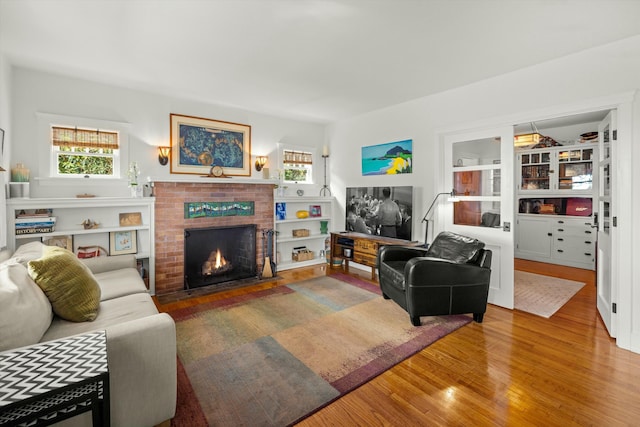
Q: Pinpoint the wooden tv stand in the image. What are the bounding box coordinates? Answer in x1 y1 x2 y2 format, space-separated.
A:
330 232 420 280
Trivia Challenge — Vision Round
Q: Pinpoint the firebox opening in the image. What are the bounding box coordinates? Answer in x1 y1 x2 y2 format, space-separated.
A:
202 248 232 276
184 224 257 289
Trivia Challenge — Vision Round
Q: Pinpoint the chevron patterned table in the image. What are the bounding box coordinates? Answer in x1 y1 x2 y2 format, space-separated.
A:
0 330 109 426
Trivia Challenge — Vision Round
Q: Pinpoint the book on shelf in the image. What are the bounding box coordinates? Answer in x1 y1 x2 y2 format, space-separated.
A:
16 209 53 218
16 226 55 235
15 216 57 224
16 223 55 233
16 223 55 234
275 202 286 220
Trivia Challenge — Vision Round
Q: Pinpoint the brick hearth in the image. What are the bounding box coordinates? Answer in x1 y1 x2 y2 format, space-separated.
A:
154 181 274 295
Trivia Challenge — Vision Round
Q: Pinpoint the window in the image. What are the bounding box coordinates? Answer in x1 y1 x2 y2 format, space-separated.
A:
51 126 119 178
282 149 313 184
451 137 501 227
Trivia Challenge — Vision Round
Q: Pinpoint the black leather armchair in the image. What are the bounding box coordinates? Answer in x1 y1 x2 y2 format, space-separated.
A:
378 231 492 326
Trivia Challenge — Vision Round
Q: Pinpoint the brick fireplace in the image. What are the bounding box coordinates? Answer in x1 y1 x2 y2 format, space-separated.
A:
153 181 274 295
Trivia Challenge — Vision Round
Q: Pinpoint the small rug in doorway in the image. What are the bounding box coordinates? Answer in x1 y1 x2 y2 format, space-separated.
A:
515 270 585 318
167 273 471 427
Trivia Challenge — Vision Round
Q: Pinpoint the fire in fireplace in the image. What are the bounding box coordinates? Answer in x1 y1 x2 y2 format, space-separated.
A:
184 224 257 289
202 249 232 276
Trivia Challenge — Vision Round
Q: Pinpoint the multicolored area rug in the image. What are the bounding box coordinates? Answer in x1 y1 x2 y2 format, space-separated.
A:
515 271 585 318
168 273 471 427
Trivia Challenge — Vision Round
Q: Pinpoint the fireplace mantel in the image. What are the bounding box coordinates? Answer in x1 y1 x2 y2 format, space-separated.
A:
151 177 279 185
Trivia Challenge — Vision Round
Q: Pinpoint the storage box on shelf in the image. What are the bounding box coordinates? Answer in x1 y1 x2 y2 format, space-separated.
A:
292 248 314 262
274 196 333 270
6 197 157 294
292 229 310 237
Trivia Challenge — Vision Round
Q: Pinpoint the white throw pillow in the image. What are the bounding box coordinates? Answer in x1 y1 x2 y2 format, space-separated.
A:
11 241 46 266
0 249 11 264
0 262 53 351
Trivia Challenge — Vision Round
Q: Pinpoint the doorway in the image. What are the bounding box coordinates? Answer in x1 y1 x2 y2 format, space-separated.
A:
513 109 613 330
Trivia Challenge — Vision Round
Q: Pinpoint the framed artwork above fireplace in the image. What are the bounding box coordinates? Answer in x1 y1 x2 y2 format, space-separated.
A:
170 113 251 176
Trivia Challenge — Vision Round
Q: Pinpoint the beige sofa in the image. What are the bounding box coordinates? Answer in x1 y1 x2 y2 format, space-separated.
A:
0 242 176 427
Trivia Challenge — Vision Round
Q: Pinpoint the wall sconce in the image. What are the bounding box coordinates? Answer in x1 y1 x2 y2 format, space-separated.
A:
255 156 267 171
158 146 170 166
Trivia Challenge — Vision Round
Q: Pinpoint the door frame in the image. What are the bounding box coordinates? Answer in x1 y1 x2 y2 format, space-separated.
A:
432 91 636 351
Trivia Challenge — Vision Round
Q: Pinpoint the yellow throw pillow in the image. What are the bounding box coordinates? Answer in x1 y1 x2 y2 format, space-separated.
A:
28 246 101 322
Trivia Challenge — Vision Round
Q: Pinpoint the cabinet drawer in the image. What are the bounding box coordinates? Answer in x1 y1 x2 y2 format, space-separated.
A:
554 237 595 252
553 249 595 264
553 225 594 238
554 236 595 263
354 239 379 255
353 252 377 267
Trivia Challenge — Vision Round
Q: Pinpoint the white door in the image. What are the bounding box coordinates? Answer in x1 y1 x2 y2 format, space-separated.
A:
597 111 616 337
442 126 515 309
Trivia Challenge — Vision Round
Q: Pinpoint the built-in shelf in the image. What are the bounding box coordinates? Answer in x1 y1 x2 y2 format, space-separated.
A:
277 256 326 271
274 196 333 271
277 233 331 244
15 225 150 239
275 215 331 224
7 197 157 294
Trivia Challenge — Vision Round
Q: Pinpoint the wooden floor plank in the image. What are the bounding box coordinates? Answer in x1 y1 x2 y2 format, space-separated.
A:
154 260 640 426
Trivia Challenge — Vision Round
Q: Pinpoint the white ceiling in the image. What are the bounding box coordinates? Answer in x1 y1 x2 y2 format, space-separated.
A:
1 0 640 123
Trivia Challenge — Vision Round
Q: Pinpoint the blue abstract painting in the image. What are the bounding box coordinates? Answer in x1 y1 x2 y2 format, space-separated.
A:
170 114 251 176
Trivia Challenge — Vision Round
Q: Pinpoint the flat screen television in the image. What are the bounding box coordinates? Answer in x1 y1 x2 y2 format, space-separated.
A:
345 186 413 240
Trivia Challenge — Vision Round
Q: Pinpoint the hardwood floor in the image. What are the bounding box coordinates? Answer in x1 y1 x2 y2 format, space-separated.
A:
155 261 640 426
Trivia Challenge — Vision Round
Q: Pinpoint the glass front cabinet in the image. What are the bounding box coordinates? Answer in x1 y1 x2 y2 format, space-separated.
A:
519 150 552 191
517 145 596 194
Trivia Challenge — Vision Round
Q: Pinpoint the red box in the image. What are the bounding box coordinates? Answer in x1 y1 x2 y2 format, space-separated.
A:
566 198 592 216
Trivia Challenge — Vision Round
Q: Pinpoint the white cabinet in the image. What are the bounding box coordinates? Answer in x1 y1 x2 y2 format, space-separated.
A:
274 196 333 271
516 142 598 270
516 216 552 259
552 218 597 267
7 197 156 294
516 215 596 270
518 149 553 191
518 144 596 193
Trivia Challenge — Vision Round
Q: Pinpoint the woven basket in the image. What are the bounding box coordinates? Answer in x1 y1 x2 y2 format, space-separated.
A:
292 250 314 261
292 229 310 237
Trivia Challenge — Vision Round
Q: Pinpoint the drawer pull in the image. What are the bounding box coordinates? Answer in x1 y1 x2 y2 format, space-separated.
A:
557 238 564 242
585 241 591 244
557 249 564 253
558 220 564 224
585 230 592 234
547 233 553 236
557 228 564 232
585 253 592 256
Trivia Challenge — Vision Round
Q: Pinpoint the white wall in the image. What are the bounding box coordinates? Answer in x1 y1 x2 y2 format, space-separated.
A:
10 67 326 198
327 35 640 353
0 54 11 248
